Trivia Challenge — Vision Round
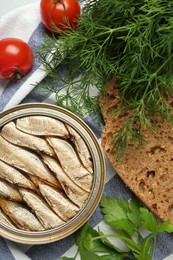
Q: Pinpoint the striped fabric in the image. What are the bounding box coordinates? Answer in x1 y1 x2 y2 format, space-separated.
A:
0 2 173 260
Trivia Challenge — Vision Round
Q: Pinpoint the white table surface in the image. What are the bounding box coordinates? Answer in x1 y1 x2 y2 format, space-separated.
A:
0 0 39 17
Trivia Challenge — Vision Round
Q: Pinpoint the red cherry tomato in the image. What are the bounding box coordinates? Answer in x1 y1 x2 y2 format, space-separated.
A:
0 38 33 80
40 0 80 33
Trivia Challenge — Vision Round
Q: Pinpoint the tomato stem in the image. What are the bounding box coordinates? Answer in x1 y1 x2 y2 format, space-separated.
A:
15 73 22 80
8 67 23 80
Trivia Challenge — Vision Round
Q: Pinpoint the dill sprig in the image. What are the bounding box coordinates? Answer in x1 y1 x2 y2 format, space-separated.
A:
37 0 173 159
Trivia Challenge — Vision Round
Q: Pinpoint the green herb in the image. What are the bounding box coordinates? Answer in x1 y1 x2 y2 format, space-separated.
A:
37 0 173 159
61 196 173 260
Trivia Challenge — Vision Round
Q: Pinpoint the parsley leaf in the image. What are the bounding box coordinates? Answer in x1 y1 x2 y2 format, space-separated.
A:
140 208 159 233
100 197 135 235
127 198 142 229
158 221 173 233
63 196 173 260
76 222 127 259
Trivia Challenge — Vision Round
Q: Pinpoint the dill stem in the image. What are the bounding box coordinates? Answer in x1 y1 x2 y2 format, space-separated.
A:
155 53 173 76
91 25 131 39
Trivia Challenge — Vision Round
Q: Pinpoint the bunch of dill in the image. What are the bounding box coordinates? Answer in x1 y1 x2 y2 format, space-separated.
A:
37 0 173 158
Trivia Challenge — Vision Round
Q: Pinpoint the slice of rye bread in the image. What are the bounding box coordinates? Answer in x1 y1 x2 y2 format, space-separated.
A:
99 78 173 224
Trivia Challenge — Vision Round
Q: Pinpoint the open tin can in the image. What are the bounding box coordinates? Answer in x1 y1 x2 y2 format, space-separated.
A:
0 103 105 244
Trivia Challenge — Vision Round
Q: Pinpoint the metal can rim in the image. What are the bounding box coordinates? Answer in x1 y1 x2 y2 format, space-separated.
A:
0 103 105 244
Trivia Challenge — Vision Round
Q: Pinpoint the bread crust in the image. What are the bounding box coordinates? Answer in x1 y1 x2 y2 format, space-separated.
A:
100 78 173 224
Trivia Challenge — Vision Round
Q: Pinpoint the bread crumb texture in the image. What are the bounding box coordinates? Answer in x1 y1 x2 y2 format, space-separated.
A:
100 78 173 224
